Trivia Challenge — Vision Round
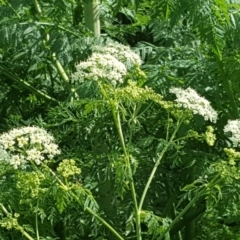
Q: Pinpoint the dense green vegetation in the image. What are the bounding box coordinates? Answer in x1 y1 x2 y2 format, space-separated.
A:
1 0 240 239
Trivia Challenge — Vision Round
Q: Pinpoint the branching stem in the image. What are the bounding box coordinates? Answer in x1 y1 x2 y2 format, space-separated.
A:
138 117 183 212
159 173 221 239
0 204 35 240
159 187 206 240
98 83 141 239
112 104 141 240
44 165 124 240
0 68 58 103
33 0 70 84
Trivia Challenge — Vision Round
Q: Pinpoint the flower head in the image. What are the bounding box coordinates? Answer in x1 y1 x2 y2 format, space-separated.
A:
170 87 217 123
0 126 60 169
72 53 127 86
92 42 142 69
224 119 240 147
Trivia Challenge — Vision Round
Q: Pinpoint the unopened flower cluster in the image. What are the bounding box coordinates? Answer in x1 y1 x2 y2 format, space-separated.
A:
205 126 216 146
0 126 60 169
170 87 218 123
92 42 142 69
224 148 240 165
72 53 127 86
224 119 240 147
57 159 81 179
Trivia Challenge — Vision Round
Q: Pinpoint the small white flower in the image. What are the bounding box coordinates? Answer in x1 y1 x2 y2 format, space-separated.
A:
0 135 15 150
43 143 61 158
9 154 26 170
170 87 218 123
26 148 44 162
17 136 28 147
224 119 240 147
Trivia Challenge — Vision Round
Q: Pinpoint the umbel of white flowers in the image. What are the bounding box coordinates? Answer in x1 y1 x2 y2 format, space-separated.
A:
92 42 142 69
170 87 218 123
0 126 60 169
72 53 127 86
224 119 240 147
72 42 142 86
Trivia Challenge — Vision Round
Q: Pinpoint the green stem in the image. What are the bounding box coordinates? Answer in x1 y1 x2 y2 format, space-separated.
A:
159 173 221 239
5 0 20 18
70 194 124 240
172 134 201 143
52 53 69 83
159 188 205 240
35 199 40 240
138 118 183 212
0 204 35 240
98 83 140 238
112 106 128 157
34 0 42 14
45 165 124 240
218 59 239 118
83 0 101 36
85 207 123 240
166 113 170 141
0 67 58 103
128 103 142 145
112 106 142 240
34 22 82 38
33 0 70 84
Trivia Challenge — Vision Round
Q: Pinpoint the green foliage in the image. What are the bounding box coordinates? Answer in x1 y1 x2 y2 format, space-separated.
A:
1 0 240 239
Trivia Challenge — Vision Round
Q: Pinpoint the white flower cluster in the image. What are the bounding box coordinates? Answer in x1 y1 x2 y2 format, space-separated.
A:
224 119 240 147
72 53 127 86
0 126 60 169
170 87 218 123
92 42 142 69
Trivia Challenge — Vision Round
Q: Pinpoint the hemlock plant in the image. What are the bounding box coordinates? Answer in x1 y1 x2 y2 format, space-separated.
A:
0 44 237 240
1 0 240 239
